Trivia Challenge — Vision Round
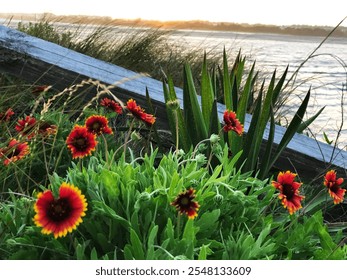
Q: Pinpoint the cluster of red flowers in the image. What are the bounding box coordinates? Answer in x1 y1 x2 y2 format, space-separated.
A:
100 97 123 114
66 115 113 159
272 170 345 215
0 109 57 166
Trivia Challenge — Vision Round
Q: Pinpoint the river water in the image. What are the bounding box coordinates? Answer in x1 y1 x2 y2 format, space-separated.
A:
3 20 347 148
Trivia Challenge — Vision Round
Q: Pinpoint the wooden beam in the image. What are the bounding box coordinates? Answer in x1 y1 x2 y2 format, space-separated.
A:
1 25 346 179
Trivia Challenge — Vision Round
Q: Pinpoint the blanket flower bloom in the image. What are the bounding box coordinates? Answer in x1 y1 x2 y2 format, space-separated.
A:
222 110 243 136
272 171 304 215
66 125 97 159
85 115 113 136
15 116 37 139
126 99 156 126
324 170 345 204
33 182 87 238
0 139 30 166
171 188 200 219
100 98 123 114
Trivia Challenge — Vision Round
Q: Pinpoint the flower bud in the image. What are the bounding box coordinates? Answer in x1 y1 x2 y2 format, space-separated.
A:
195 153 206 164
130 131 142 141
209 134 220 144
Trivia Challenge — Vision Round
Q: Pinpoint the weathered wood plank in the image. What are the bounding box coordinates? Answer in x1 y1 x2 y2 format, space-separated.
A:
1 25 346 179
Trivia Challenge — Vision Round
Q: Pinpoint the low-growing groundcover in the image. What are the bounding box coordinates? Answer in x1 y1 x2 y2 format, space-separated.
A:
0 90 346 260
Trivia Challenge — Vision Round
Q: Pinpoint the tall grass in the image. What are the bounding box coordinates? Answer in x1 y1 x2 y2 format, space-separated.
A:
15 19 221 89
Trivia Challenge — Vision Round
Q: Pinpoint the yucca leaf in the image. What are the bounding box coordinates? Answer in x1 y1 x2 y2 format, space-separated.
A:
297 106 325 134
183 64 208 145
268 88 311 169
241 80 264 171
244 69 283 173
201 52 215 125
258 108 276 179
223 48 233 110
272 66 288 103
163 78 191 150
145 87 161 150
236 62 256 143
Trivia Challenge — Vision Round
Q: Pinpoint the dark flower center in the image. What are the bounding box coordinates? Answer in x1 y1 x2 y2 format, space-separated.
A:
330 184 339 194
180 197 190 206
92 122 101 131
283 184 295 200
47 198 72 221
74 137 88 150
9 147 21 158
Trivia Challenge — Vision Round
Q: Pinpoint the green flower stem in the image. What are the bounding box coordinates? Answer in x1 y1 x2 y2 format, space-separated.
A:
123 118 135 155
176 212 181 238
101 133 109 164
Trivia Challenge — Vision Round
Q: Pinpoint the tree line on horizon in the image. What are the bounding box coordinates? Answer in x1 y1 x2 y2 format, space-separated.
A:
1 13 347 38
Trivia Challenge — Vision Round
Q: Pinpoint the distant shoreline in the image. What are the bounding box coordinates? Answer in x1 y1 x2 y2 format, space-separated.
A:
1 12 347 38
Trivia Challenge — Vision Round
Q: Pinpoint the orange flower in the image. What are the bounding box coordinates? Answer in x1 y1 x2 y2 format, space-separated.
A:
222 110 243 136
324 170 345 204
272 171 304 215
171 188 200 219
15 116 37 139
100 98 123 114
0 108 14 122
33 182 87 238
126 99 156 126
0 139 30 166
85 115 113 136
66 125 97 159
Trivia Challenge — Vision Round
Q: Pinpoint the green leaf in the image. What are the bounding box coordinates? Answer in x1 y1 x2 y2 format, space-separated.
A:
269 89 311 168
163 78 191 150
223 48 233 110
146 225 158 260
90 247 98 260
198 245 208 260
145 87 162 150
258 108 276 179
183 64 208 145
201 52 215 126
93 200 130 229
195 209 220 234
297 106 325 134
129 228 145 259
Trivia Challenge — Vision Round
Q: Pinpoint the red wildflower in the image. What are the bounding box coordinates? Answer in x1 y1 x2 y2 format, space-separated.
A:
33 182 87 238
272 171 305 215
126 99 156 126
85 115 113 136
66 125 97 159
0 139 30 166
171 188 200 219
0 108 14 122
324 170 345 204
15 116 37 139
100 98 123 114
223 110 243 136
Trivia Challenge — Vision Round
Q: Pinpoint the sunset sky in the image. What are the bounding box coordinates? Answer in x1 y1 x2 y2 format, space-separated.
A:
2 0 347 27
